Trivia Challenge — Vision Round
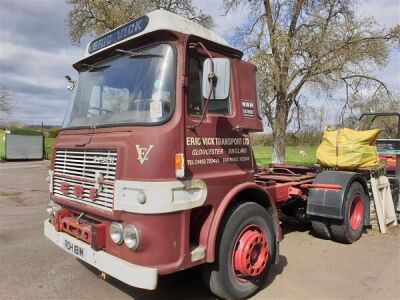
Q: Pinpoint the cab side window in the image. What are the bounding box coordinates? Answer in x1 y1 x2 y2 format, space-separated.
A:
187 57 203 116
207 95 231 115
187 56 231 116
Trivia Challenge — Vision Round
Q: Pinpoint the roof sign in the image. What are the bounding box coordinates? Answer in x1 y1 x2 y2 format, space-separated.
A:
88 15 149 54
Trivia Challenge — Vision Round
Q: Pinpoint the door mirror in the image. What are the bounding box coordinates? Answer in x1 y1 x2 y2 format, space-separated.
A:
202 58 230 100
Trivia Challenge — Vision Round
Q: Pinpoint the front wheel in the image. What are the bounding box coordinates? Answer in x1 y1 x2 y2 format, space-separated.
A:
202 202 276 300
330 182 367 244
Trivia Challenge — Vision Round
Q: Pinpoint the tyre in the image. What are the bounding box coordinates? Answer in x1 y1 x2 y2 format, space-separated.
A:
202 202 276 300
311 216 331 239
330 182 367 244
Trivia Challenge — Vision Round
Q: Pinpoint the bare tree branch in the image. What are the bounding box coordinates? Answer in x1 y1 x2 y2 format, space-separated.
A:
0 87 13 115
225 0 397 163
341 75 393 99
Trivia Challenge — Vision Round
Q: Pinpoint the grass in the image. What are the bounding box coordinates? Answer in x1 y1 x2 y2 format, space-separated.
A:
45 138 56 159
253 145 317 166
43 138 317 165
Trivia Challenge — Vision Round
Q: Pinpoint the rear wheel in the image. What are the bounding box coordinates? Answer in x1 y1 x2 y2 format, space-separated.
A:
330 182 367 244
311 216 331 239
202 202 276 300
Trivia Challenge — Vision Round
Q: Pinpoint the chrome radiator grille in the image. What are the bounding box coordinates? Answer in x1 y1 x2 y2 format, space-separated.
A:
53 149 117 212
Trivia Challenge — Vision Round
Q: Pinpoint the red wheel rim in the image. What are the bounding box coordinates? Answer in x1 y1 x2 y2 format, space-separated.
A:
349 194 363 230
232 225 269 279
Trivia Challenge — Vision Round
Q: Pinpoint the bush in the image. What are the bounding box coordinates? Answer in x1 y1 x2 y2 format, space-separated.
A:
47 127 61 138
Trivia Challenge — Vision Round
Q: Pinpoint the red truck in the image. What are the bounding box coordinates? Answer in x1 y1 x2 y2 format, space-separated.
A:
44 10 371 300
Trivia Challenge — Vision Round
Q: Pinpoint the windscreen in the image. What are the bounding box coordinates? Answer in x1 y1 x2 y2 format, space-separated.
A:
63 44 175 128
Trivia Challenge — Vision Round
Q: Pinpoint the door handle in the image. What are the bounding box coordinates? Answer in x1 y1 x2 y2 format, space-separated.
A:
233 125 244 133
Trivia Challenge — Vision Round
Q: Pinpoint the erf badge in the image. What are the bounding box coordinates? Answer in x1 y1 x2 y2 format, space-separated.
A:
135 145 154 165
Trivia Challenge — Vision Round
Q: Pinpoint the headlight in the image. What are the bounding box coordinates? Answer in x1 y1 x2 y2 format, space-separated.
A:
109 222 123 245
47 200 61 216
47 200 54 215
123 225 140 250
46 206 53 215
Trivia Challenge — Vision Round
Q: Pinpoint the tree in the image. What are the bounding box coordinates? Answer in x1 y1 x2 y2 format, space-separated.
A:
340 77 399 136
66 0 214 44
224 0 400 163
4 120 25 130
345 78 399 114
338 75 398 121
0 87 13 115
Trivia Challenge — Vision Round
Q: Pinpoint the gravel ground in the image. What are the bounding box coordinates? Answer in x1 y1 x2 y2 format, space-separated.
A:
0 161 399 300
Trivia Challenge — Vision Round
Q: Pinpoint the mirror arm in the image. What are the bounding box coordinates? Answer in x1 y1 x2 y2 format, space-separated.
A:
188 42 216 131
189 42 214 73
65 75 76 92
190 78 214 131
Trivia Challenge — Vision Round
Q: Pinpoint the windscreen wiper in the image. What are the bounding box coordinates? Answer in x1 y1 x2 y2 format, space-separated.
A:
115 49 164 58
79 63 110 72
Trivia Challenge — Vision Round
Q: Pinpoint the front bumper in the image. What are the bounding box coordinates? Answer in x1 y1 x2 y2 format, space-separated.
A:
43 219 158 290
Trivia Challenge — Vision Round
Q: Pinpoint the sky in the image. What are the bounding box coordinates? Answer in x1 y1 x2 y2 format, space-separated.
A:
0 0 399 126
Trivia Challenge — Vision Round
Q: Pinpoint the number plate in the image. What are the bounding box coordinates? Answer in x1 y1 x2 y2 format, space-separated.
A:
63 238 87 260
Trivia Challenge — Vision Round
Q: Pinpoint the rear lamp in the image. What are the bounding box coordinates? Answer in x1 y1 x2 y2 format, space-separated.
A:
109 222 123 245
123 225 140 250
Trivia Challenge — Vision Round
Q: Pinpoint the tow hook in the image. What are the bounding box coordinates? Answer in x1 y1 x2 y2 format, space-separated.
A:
76 212 84 223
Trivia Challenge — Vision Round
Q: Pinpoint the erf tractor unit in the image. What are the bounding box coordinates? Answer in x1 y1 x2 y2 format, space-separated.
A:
45 10 381 300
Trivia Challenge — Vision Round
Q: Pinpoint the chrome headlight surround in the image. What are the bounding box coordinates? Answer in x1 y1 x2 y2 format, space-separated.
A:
123 225 140 250
46 200 61 216
109 222 124 245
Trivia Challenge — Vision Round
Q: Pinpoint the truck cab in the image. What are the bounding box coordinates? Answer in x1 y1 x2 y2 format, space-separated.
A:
45 10 278 300
45 10 378 299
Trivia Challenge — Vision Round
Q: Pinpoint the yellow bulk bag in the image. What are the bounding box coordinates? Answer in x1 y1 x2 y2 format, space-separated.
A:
316 127 380 169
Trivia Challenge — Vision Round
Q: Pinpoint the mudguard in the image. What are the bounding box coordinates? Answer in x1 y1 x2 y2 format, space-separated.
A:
306 171 369 224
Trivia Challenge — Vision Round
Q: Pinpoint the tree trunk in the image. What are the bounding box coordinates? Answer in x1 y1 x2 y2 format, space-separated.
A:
271 100 289 164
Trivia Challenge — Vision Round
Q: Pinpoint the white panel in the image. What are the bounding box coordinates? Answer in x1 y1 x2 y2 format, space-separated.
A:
114 179 207 214
84 9 229 58
5 134 43 159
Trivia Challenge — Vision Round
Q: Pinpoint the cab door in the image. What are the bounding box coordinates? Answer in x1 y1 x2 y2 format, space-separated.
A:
184 53 254 203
